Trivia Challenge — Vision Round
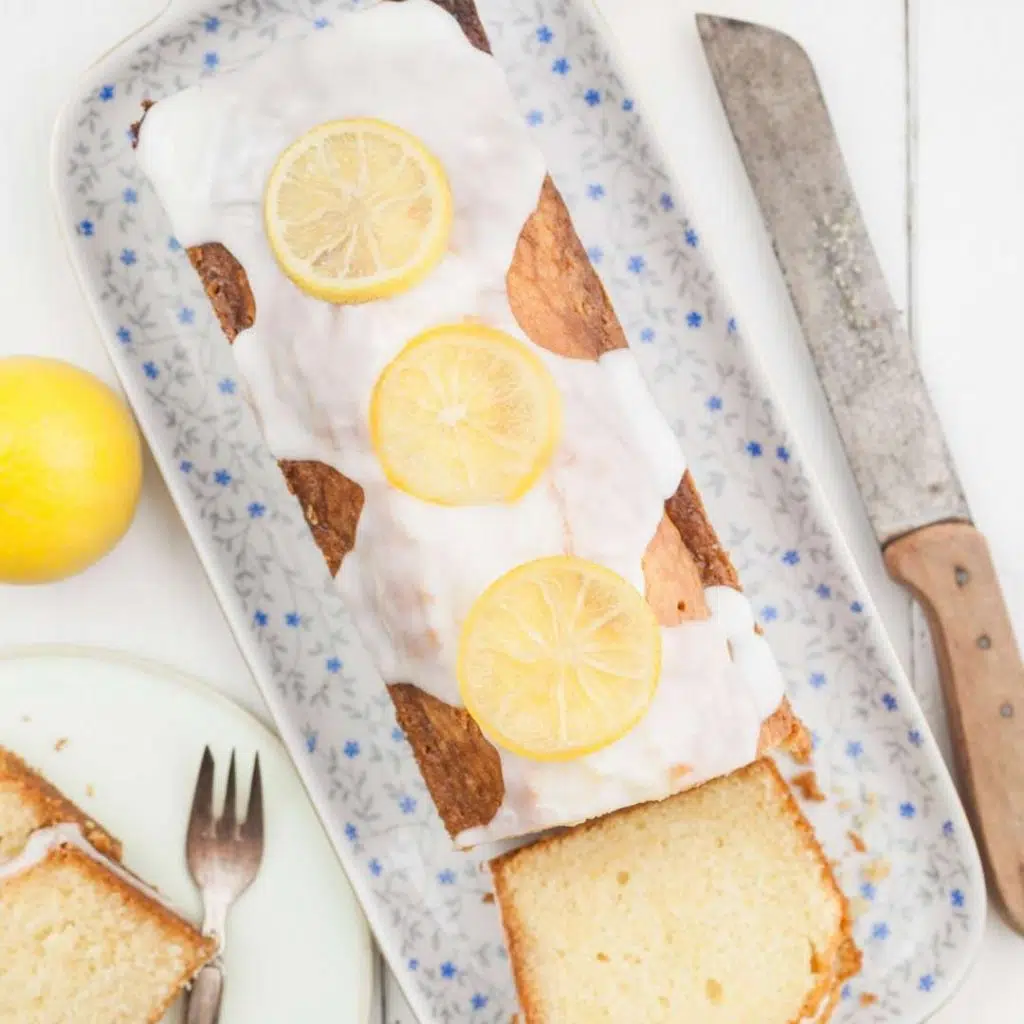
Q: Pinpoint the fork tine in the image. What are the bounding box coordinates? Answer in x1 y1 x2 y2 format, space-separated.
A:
187 746 216 848
217 750 238 840
242 753 264 848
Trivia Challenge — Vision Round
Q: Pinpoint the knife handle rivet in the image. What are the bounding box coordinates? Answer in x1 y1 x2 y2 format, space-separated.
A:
954 566 970 587
977 634 992 650
1001 702 1014 719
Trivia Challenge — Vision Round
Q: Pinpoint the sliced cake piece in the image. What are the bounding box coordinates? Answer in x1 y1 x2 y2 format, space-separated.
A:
0 750 216 1023
0 827 216 1024
491 759 860 1024
0 746 119 859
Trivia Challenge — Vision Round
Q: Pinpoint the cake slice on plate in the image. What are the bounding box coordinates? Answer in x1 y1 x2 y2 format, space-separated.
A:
491 759 860 1024
0 747 215 1024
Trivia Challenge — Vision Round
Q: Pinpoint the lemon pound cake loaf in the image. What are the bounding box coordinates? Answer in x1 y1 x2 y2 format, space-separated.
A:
492 760 861 1024
134 0 808 847
0 749 215 1023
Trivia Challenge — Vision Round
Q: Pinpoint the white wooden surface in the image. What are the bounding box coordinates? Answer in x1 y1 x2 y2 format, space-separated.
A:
0 0 1017 1020
913 1 1024 1015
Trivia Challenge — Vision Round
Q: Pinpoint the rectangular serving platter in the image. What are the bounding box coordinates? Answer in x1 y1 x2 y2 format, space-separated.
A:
53 1 984 1020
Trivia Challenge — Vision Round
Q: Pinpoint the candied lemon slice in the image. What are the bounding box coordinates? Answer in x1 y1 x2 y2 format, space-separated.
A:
458 556 662 761
264 118 453 303
369 324 561 505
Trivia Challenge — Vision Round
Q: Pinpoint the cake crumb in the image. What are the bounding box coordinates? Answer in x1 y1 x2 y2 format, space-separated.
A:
854 791 881 831
54 738 68 752
791 770 826 802
862 857 891 883
847 830 867 853
859 993 878 1007
85 784 95 799
482 892 495 904
596 952 609 962
20 715 30 723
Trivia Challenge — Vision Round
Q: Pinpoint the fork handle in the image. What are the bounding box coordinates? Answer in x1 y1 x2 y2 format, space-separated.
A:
185 961 224 1024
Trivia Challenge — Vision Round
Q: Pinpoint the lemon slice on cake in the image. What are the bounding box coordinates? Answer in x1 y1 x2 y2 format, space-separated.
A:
264 118 453 303
370 324 561 505
458 556 662 761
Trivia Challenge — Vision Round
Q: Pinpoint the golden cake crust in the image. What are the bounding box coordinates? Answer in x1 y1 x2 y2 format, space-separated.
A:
134 0 808 838
0 746 121 861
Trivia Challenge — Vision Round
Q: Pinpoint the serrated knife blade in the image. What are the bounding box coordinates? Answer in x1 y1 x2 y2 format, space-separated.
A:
698 13 1024 932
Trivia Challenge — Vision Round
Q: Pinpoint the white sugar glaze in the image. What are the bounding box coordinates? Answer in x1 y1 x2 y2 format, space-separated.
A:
136 0 785 845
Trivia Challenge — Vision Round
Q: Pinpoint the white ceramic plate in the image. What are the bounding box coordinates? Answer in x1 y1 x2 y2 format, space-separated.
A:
0 645 374 1024
52 1 985 1020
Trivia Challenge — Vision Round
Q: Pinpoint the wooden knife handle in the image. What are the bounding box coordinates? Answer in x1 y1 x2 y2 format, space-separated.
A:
885 520 1024 932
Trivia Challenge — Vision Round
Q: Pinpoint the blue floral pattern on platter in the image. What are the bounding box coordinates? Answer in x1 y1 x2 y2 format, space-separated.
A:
54 1 984 1020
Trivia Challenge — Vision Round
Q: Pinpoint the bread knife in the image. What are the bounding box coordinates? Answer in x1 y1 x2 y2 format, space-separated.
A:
698 14 1024 931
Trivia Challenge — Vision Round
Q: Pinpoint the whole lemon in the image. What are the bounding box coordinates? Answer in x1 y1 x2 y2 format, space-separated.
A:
0 357 143 583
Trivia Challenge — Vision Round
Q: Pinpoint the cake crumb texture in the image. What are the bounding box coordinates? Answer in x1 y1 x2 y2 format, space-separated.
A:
491 760 860 1024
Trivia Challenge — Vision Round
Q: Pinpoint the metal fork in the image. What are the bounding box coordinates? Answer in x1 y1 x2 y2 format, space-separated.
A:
185 747 265 1024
